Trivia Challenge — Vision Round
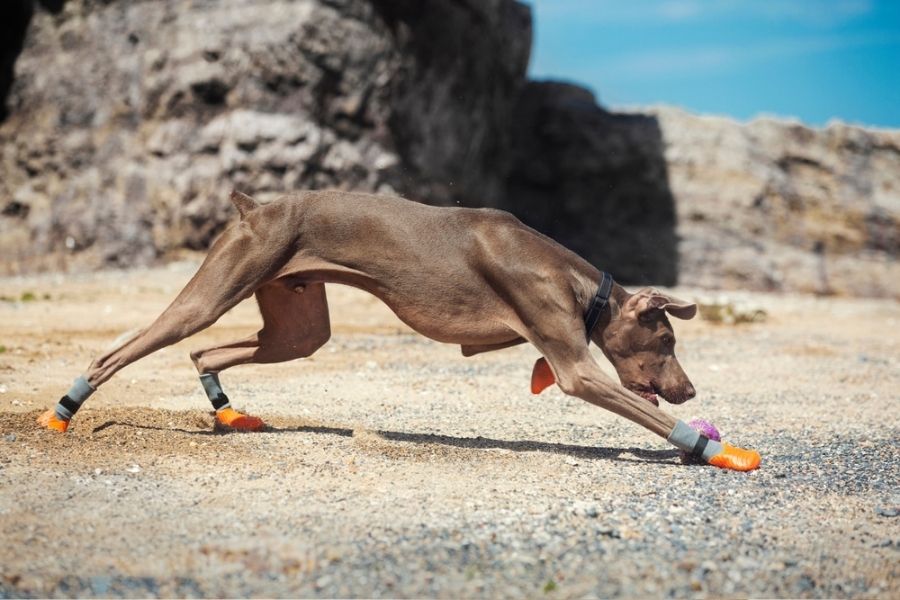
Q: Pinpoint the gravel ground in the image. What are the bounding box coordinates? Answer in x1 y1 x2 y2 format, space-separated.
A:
1 260 898 598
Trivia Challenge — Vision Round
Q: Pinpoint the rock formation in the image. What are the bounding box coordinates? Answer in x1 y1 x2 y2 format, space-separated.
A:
1 0 898 298
501 87 900 296
653 107 900 297
503 82 678 285
0 0 530 270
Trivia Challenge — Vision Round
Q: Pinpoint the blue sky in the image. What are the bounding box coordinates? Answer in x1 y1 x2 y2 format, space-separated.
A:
526 0 900 128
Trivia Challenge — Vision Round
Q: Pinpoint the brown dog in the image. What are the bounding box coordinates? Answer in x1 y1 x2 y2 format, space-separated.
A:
40 190 760 470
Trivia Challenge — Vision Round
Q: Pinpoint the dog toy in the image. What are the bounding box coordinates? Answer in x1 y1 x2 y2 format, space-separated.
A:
679 418 720 464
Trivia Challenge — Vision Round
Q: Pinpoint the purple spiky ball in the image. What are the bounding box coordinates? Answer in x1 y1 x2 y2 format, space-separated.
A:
679 418 721 464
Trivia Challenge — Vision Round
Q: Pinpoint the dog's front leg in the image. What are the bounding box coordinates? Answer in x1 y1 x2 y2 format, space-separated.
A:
527 326 760 471
548 346 679 438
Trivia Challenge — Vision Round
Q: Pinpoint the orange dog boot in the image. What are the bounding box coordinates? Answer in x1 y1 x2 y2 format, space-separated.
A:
708 442 761 471
531 357 556 394
38 409 70 433
215 407 266 432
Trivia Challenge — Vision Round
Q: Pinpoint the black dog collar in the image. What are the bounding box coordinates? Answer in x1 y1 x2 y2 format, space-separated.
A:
584 271 614 339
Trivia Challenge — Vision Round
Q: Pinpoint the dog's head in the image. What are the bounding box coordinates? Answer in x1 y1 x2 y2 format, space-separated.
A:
596 288 697 406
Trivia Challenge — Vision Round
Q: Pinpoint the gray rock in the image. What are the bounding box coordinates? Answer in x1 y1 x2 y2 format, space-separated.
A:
652 107 900 297
0 0 530 273
503 82 679 284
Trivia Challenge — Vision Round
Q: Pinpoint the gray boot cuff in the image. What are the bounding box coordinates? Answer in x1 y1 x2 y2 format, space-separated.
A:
199 373 231 410
667 420 723 462
54 376 96 420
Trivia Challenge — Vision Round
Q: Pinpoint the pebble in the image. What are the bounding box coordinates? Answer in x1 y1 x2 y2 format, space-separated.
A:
572 501 599 518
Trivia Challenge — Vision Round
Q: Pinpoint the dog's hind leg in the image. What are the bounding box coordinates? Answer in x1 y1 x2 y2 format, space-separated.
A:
38 222 291 432
188 281 331 431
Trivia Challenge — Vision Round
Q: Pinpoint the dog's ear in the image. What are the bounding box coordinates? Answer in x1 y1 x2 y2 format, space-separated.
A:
230 189 259 220
627 289 697 321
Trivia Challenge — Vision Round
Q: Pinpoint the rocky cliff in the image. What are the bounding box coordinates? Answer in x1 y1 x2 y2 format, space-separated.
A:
0 0 531 270
653 107 900 297
502 81 679 285
1 0 898 298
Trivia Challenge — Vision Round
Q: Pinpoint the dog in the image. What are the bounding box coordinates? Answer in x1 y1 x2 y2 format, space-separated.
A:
40 190 760 470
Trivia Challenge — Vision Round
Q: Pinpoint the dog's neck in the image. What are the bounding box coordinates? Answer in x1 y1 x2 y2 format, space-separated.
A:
571 263 629 341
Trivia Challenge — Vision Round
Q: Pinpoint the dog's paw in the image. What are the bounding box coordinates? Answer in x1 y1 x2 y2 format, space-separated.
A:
37 409 70 433
531 358 556 394
707 442 761 471
214 407 266 432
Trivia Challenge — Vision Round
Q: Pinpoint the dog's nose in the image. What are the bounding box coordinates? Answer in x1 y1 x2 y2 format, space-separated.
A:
684 382 696 400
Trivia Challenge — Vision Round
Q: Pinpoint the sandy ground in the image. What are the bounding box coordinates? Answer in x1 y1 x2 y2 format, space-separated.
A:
0 259 898 598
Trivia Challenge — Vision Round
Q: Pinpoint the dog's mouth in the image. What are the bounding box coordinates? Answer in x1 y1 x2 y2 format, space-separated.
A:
631 384 660 406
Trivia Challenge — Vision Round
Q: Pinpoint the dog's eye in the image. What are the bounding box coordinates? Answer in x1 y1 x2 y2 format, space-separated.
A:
661 335 675 347
639 309 659 323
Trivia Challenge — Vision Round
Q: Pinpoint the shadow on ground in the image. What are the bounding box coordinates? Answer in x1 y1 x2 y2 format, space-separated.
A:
89 415 680 466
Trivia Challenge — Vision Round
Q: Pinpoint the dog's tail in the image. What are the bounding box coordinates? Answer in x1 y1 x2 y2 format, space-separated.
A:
230 189 259 220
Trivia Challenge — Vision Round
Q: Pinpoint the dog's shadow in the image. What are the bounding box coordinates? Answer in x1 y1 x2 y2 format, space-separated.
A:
91 419 680 466
258 422 680 466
